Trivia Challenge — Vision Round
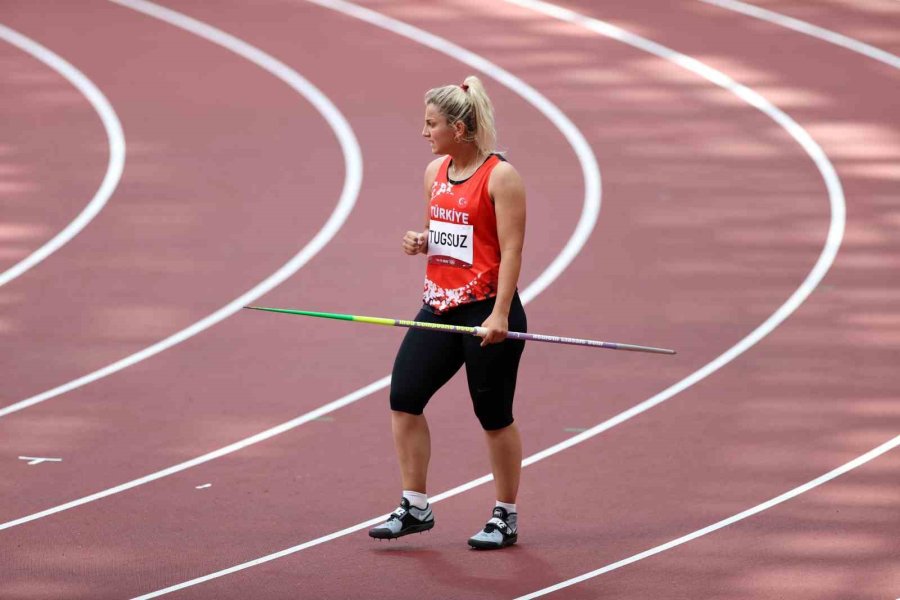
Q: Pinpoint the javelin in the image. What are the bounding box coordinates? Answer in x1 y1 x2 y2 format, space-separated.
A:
243 306 676 355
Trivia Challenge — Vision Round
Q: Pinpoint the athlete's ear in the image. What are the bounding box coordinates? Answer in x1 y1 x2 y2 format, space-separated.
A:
453 119 467 140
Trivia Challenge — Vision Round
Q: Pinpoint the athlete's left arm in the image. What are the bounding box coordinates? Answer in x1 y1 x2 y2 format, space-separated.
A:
480 161 526 346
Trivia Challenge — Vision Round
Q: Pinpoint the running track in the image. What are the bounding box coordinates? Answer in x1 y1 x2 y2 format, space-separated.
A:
1 1 897 598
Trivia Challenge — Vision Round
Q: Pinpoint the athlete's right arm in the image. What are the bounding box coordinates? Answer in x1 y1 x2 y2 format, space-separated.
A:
402 157 442 256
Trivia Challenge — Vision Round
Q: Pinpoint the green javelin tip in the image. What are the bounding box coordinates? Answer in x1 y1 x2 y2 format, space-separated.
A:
244 306 354 321
243 306 396 327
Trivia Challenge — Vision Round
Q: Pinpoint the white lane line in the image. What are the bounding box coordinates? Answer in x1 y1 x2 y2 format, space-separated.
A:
701 0 900 69
0 0 363 419
0 376 391 530
130 0 846 597
0 24 126 288
18 456 62 466
516 435 900 599
0 0 601 532
135 0 846 600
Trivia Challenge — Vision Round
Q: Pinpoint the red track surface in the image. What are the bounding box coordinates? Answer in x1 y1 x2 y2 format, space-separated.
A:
1 1 897 598
0 38 107 276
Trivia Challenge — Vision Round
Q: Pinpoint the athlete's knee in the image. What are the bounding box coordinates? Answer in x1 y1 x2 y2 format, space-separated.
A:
471 391 514 430
390 387 426 415
483 420 517 436
478 413 514 431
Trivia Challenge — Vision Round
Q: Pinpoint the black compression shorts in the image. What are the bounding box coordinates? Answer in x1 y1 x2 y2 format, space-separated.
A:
390 293 527 430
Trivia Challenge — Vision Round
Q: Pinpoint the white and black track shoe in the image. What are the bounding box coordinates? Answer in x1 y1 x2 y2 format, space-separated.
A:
368 498 434 540
468 506 518 549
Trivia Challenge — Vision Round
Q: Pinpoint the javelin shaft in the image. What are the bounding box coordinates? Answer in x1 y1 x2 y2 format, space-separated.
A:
244 306 675 355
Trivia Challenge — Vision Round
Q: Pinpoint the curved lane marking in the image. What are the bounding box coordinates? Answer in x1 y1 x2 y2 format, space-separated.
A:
517 435 900 598
702 0 900 69
0 0 601 530
517 1 900 594
128 0 848 596
0 0 363 419
0 24 126 288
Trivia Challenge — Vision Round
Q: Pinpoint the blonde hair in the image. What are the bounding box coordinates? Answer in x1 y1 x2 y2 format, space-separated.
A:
424 75 497 154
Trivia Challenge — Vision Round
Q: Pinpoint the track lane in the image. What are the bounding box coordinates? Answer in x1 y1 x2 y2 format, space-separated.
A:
444 1 895 598
516 436 900 599
0 1 600 589
0 1 844 596
0 0 358 415
701 0 900 69
0 0 586 527
489 2 898 597
0 0 362 508
0 24 124 288
121 1 863 597
8 0 897 598
705 0 900 62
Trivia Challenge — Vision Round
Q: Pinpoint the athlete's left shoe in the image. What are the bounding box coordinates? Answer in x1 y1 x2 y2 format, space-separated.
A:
368 498 434 540
467 506 518 549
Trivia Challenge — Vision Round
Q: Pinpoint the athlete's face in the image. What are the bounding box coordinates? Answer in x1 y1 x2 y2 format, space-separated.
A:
422 104 457 155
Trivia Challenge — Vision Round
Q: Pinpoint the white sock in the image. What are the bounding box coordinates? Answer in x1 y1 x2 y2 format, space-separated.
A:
495 501 517 514
403 490 428 509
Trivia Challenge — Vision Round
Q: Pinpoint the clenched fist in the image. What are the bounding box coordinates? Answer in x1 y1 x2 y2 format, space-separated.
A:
402 230 428 255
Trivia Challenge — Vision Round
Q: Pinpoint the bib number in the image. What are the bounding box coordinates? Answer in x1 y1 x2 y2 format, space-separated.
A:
428 219 473 268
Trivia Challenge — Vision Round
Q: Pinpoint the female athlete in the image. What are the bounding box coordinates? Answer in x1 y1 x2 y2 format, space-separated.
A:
368 75 527 550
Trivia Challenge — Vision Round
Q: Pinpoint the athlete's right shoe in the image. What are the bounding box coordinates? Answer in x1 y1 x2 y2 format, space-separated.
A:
368 498 435 539
467 506 518 549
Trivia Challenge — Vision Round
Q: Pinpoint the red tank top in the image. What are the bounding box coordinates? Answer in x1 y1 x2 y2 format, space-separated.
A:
423 154 504 313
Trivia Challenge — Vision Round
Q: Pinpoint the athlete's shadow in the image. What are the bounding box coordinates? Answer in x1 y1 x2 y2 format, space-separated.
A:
370 540 562 596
